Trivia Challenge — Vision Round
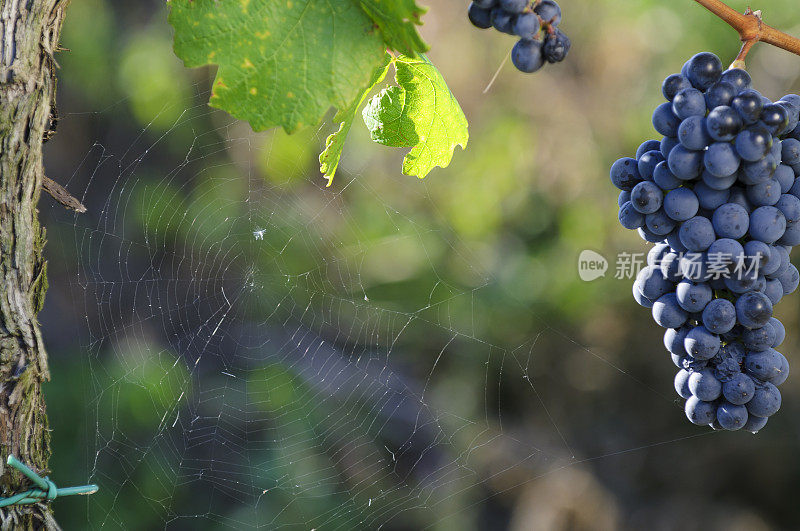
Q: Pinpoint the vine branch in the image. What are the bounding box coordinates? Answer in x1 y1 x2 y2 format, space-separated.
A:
694 0 800 66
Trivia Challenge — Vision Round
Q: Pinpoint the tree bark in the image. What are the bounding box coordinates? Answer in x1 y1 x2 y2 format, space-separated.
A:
0 1 68 529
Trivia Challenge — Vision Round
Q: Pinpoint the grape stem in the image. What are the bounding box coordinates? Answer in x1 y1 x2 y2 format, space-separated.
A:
693 0 800 66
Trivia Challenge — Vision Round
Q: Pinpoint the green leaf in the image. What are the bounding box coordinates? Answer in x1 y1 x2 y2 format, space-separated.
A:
167 0 386 133
362 55 468 179
358 0 429 56
319 53 392 185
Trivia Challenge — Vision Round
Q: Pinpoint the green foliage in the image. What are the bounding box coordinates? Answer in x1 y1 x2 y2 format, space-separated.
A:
358 0 429 56
168 0 464 183
362 55 469 178
319 54 392 185
168 0 385 133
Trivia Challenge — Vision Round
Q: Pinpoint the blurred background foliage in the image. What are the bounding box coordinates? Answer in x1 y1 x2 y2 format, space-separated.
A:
39 0 800 529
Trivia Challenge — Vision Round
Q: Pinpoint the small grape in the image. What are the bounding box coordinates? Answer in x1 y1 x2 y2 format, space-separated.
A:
704 142 741 177
720 68 751 92
534 0 561 25
732 89 765 125
706 106 743 142
511 39 544 73
499 0 528 14
735 291 773 329
468 3 493 28
490 7 516 34
688 368 722 401
722 373 756 406
513 12 540 38
712 202 749 239
747 382 781 417
653 103 681 137
672 88 707 120
685 52 723 90
636 140 662 159
662 74 692 101
543 30 570 63
705 81 736 109
677 115 710 151
685 396 717 425
717 402 749 430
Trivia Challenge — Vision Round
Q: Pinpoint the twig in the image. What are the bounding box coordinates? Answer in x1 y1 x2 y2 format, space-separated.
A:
694 0 800 65
42 176 86 213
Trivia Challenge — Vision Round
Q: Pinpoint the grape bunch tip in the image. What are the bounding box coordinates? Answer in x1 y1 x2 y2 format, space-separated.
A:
468 0 570 74
611 51 800 433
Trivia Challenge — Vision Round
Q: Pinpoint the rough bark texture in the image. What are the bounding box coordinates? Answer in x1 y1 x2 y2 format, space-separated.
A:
0 1 68 529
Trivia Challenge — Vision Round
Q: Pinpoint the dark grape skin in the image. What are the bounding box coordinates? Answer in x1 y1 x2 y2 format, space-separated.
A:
720 68 752 92
490 7 516 34
694 181 730 209
701 169 736 191
732 89 765 125
740 157 776 186
747 382 781 418
746 179 781 207
705 81 736 109
750 206 787 244
543 30 571 63
637 150 662 180
679 216 715 251
723 373 756 405
677 115 710 150
668 144 703 180
660 136 679 159
686 396 717 425
706 106 743 142
652 292 688 328
654 161 682 190
499 0 528 14
688 368 722 400
702 298 736 334
761 103 790 136
513 12 540 38
712 202 749 240
778 101 800 133
636 140 661 159
686 52 723 90
735 124 773 162
782 138 800 166
610 157 641 191
631 181 663 214
664 187 699 221
534 0 562 25
662 74 692 101
717 402 748 430
619 202 644 229
473 0 496 7
653 103 681 137
675 370 692 399
468 3 493 29
672 88 707 120
704 142 740 178
511 39 545 73
736 291 774 329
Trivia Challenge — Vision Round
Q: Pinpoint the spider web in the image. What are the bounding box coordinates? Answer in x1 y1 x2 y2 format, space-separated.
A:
41 86 708 530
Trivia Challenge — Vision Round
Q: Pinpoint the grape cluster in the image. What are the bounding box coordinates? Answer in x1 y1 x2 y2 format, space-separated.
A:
610 52 800 433
467 0 570 73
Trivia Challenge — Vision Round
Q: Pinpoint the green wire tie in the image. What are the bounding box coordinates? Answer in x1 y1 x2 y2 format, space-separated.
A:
0 455 98 508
